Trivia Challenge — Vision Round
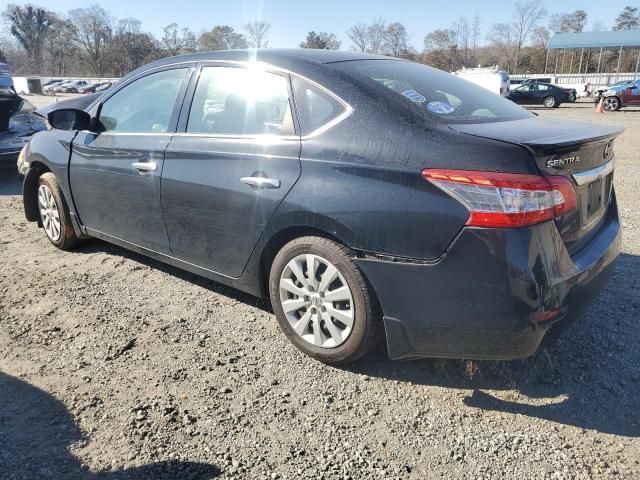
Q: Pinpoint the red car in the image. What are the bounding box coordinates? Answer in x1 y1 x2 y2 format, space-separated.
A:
601 79 640 111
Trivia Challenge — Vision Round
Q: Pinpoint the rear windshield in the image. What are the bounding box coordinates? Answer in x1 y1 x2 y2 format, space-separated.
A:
335 60 531 124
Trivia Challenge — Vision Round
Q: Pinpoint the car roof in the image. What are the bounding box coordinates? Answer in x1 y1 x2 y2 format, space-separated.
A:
152 48 393 66
122 49 400 83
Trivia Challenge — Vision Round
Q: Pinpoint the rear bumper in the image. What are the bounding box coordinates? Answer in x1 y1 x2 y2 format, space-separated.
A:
356 196 621 360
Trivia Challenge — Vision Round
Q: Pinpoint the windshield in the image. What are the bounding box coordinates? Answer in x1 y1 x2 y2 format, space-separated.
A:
335 60 531 124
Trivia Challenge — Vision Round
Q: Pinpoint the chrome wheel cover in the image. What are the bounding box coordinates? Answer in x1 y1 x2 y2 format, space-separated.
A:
279 254 354 348
38 184 61 242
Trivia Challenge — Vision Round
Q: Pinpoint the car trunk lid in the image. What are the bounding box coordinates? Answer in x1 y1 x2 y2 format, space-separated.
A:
449 117 624 254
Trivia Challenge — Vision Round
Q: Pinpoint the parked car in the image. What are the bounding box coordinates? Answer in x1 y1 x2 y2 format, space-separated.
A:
0 87 47 165
94 82 112 93
520 78 588 102
58 80 89 93
19 50 622 364
594 79 640 111
43 79 62 87
43 81 66 95
513 77 589 99
506 82 573 107
454 66 510 96
78 81 112 94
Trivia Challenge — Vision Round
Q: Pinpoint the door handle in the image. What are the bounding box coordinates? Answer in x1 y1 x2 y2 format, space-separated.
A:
240 176 281 189
132 161 157 172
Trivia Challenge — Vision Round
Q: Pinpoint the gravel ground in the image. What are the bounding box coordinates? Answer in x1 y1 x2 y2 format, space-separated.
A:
1 98 639 479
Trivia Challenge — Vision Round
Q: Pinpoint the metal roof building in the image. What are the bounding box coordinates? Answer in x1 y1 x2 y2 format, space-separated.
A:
545 30 640 76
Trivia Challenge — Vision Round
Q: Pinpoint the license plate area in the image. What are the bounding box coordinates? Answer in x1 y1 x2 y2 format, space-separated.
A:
580 173 612 228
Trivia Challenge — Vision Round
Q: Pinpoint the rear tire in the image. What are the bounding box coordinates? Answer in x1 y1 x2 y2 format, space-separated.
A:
269 236 380 365
543 96 557 108
38 172 80 250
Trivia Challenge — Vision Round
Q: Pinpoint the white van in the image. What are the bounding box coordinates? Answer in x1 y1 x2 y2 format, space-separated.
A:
454 67 510 97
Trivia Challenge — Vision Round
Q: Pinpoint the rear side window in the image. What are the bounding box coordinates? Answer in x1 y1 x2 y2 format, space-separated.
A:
187 66 294 136
334 60 531 124
292 77 347 136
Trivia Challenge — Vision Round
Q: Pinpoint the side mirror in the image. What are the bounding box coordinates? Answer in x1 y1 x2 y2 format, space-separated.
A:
628 85 637 90
47 108 92 131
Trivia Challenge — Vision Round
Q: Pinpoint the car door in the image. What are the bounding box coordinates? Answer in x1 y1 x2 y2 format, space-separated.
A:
511 85 530 104
161 63 301 277
69 65 192 253
534 84 552 102
622 80 640 105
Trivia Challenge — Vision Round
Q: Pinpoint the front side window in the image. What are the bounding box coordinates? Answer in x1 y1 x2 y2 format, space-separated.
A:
335 60 531 124
98 68 187 133
187 66 293 136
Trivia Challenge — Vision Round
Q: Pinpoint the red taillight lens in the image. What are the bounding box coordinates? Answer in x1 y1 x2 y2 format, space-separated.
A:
422 169 577 228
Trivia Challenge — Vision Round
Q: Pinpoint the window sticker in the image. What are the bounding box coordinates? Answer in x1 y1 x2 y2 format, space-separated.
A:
426 101 455 114
401 89 426 103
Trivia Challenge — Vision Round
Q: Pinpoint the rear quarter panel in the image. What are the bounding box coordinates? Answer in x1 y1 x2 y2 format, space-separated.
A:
269 72 537 260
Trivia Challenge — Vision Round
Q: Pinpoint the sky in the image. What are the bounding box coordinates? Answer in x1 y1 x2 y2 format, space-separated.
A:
43 0 633 50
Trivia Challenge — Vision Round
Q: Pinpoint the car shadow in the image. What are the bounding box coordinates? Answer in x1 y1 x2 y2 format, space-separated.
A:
71 238 639 438
73 239 271 313
343 252 640 438
0 164 21 195
0 371 220 479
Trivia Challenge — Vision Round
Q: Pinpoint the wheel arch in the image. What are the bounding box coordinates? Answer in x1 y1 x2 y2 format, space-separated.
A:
258 225 356 298
23 160 51 222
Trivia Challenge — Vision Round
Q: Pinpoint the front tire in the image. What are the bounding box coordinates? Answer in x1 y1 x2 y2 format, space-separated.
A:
38 172 80 250
604 96 621 111
543 96 557 108
269 236 379 365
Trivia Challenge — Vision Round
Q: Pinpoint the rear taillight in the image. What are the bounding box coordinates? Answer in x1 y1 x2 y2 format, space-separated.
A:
422 169 577 228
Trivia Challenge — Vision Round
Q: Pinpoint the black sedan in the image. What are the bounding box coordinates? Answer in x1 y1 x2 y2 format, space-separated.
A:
507 82 573 108
20 50 621 364
0 87 47 165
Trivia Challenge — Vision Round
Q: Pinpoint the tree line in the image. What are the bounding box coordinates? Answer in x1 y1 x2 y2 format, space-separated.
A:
0 2 638 78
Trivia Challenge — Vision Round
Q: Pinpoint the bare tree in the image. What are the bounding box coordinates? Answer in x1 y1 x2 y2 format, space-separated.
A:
512 1 547 73
382 22 411 57
453 17 471 65
531 25 551 72
161 23 196 55
347 23 368 52
423 29 457 70
367 19 386 54
244 20 270 48
549 10 588 33
45 17 76 76
109 18 159 75
68 5 113 75
471 14 481 65
3 4 55 72
487 22 516 72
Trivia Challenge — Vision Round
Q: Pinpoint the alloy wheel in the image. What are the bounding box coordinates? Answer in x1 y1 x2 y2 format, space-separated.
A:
604 97 620 111
543 96 556 108
38 184 61 242
279 253 354 348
